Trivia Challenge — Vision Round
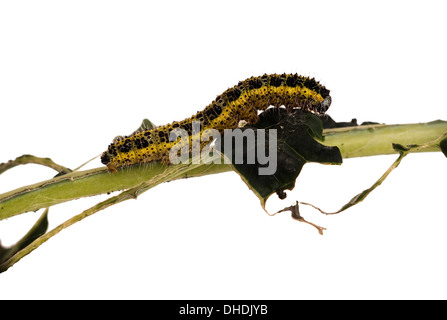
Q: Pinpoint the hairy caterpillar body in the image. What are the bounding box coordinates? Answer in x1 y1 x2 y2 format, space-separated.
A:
101 73 331 173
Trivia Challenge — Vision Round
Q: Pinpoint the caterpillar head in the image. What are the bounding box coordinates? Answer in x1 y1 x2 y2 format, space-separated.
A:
317 95 332 114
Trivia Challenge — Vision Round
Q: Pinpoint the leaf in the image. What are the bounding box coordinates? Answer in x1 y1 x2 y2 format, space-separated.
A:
221 109 342 208
0 209 49 273
113 118 158 143
0 155 72 176
440 136 447 158
132 118 157 133
300 130 447 216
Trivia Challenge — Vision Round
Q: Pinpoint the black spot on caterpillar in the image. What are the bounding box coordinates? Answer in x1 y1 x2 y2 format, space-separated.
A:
101 73 331 173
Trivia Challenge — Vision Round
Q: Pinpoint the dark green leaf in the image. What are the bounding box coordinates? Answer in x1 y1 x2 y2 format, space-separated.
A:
0 209 49 273
440 136 447 158
304 112 324 140
222 109 342 207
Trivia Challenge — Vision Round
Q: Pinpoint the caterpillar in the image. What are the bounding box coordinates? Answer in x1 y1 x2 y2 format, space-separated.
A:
101 73 331 173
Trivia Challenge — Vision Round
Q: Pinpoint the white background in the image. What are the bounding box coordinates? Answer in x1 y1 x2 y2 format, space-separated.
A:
0 0 446 299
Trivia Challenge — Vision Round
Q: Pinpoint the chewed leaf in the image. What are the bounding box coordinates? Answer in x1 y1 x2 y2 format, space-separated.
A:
222 109 342 208
304 112 324 141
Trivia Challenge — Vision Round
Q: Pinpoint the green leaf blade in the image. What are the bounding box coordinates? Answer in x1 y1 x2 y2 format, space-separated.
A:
225 109 342 207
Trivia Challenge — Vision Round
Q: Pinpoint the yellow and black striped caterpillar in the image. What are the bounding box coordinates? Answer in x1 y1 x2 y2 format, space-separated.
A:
101 73 331 173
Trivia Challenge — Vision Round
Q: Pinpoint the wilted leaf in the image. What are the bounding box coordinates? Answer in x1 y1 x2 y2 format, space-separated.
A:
221 109 342 208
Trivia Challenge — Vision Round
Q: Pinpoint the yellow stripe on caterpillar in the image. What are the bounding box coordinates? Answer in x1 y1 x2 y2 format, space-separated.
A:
101 73 331 173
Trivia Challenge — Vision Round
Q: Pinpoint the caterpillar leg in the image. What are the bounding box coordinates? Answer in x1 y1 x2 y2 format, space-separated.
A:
160 154 171 166
106 163 118 173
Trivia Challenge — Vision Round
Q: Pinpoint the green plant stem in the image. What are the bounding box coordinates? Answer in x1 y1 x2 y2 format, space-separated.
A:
0 162 200 272
322 120 446 158
1 120 446 221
